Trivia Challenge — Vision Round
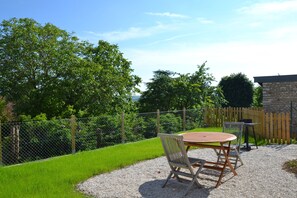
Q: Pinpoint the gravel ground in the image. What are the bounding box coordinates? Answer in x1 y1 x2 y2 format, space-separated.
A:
77 144 297 198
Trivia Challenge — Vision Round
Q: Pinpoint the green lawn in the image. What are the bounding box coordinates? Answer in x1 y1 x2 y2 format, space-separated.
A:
0 127 262 197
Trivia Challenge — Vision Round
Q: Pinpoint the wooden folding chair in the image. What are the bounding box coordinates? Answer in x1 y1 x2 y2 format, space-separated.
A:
216 122 244 169
158 133 206 196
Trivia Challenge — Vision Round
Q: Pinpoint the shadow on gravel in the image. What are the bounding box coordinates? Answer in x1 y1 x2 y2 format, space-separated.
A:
138 179 212 198
264 144 289 151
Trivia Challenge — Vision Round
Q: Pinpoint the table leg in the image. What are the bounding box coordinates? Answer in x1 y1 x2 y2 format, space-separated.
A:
216 142 237 187
243 126 251 151
245 126 248 147
186 146 190 152
252 126 258 149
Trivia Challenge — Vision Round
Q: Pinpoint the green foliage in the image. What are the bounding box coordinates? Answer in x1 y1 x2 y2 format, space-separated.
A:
32 113 47 121
0 96 14 122
138 70 176 112
74 40 141 116
0 18 80 117
122 113 147 142
159 113 182 133
252 86 263 107
76 115 122 150
1 119 71 165
138 62 224 112
218 73 253 107
18 114 32 122
0 18 141 119
283 159 297 174
185 109 205 129
60 105 76 118
141 117 158 138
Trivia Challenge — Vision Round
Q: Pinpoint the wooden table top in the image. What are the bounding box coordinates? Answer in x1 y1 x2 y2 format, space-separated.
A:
182 132 236 143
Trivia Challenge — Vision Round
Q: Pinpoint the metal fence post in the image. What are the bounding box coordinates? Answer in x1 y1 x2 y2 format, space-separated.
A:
121 112 125 143
70 115 77 154
156 109 160 135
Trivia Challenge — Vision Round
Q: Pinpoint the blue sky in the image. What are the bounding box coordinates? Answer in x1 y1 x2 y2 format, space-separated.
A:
1 0 297 91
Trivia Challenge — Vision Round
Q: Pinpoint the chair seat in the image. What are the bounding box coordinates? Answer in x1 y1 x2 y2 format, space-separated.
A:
169 157 205 170
188 157 205 165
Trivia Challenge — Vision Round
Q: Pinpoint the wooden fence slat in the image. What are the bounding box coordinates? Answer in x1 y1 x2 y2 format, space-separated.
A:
286 113 291 143
265 113 269 143
277 113 281 144
274 114 278 143
260 110 265 139
269 113 272 143
281 113 285 144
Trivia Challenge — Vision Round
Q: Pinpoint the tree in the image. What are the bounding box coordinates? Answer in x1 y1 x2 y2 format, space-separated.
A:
138 62 224 112
138 70 176 112
0 18 82 117
184 62 225 109
0 18 141 118
252 86 263 107
80 40 141 115
218 73 253 107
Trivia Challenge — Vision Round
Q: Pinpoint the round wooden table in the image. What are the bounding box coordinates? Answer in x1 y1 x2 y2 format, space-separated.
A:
182 132 238 187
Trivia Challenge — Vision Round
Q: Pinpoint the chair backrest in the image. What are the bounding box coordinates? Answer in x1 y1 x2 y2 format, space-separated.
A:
158 133 190 168
223 122 244 148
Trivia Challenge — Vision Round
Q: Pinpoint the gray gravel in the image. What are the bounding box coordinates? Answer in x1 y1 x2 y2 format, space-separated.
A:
77 144 297 198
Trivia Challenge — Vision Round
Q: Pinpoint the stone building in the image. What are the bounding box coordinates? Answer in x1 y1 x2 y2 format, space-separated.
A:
254 74 297 113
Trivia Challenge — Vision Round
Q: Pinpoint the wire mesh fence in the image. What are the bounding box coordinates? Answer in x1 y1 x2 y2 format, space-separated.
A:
1 119 72 165
0 108 205 166
4 106 295 166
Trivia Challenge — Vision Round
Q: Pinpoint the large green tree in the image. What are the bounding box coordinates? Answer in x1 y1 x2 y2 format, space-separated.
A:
0 18 141 118
252 86 263 107
218 73 253 107
138 62 224 112
138 70 176 112
72 40 141 116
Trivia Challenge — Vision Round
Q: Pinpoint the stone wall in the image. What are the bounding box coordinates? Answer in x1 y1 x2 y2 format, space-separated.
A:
262 81 297 113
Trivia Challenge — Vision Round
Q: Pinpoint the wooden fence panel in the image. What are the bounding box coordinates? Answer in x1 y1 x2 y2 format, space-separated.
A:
204 107 291 144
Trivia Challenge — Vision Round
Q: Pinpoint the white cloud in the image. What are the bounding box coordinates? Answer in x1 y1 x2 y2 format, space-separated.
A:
145 12 189 19
238 0 297 15
264 26 297 39
85 22 174 42
196 17 214 24
248 22 262 28
147 33 199 46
